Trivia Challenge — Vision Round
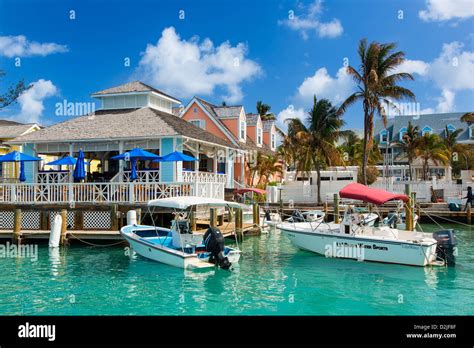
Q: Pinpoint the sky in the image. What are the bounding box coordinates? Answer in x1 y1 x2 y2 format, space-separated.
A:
0 0 473 133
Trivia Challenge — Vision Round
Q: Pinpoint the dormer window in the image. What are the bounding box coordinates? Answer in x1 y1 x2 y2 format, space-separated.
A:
189 119 205 129
380 129 389 144
240 120 246 140
421 126 432 137
399 127 407 142
446 124 456 136
470 125 474 138
257 127 263 145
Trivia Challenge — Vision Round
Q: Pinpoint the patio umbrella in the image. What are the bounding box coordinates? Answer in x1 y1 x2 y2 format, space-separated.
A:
152 151 198 162
0 150 42 182
111 148 160 182
73 150 86 181
47 156 77 166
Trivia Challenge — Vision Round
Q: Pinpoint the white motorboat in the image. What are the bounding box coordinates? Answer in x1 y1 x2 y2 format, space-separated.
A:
120 197 242 270
279 183 457 267
285 209 325 223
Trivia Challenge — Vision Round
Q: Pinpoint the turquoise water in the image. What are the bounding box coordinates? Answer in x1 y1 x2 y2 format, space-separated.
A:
0 224 472 315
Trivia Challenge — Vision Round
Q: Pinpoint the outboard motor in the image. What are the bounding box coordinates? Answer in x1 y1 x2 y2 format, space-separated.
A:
264 210 271 221
433 229 457 266
290 210 305 223
203 227 232 270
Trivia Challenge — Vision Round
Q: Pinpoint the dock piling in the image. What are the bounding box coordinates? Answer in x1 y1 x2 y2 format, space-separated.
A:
333 194 340 223
210 208 217 228
13 208 22 245
468 203 472 225
405 184 414 231
235 208 243 242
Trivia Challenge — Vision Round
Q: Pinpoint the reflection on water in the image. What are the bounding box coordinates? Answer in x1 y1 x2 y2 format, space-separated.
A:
0 224 472 315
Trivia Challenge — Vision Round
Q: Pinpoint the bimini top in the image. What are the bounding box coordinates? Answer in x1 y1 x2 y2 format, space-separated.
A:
339 183 409 205
148 196 241 209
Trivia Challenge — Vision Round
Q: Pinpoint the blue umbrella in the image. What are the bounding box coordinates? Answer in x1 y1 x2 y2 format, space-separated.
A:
0 150 42 182
73 150 86 181
111 148 160 161
130 158 137 181
47 156 77 166
152 151 198 162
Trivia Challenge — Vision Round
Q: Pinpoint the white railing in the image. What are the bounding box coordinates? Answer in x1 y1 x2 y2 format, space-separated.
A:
182 171 227 184
37 171 70 184
0 181 224 204
107 170 162 183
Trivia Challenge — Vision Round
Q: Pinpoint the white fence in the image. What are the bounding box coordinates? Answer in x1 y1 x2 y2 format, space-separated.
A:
0 181 224 204
370 181 466 202
182 171 227 184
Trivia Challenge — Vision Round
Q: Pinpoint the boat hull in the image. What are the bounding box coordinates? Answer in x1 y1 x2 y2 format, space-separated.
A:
280 225 438 267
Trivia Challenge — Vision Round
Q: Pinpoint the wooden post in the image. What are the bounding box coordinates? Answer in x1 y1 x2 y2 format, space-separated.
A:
323 202 328 222
75 210 84 231
467 203 472 225
13 208 22 244
333 194 340 223
190 209 197 232
252 203 260 226
60 209 68 246
210 208 217 228
405 184 414 231
217 214 224 226
111 204 119 231
235 208 243 242
136 208 142 225
40 210 48 231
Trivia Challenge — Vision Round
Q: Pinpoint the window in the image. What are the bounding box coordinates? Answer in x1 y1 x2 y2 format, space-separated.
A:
257 127 262 145
240 120 246 140
446 124 456 136
189 119 205 129
470 126 474 138
193 107 198 113
399 127 407 141
421 126 432 137
271 133 276 149
380 129 389 143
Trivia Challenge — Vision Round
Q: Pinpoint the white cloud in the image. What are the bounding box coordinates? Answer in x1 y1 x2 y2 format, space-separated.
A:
296 67 354 104
395 59 430 76
0 35 68 58
136 27 262 103
277 105 306 126
16 79 58 123
435 89 455 112
419 0 474 22
279 0 343 39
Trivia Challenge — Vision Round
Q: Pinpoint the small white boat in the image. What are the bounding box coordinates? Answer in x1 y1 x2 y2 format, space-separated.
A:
280 183 457 267
120 197 242 270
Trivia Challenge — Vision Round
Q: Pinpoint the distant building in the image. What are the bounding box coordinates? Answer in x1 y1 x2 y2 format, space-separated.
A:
374 112 473 180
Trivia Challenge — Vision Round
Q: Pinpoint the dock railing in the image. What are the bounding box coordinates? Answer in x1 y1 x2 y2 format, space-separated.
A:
0 181 225 204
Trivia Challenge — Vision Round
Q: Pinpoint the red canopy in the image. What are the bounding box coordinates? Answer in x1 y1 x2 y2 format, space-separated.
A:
234 188 266 195
339 183 409 205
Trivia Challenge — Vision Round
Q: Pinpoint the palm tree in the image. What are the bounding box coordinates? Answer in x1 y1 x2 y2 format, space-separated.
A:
443 126 469 174
256 101 276 121
287 96 345 203
461 112 474 124
257 155 283 186
415 134 449 180
394 121 419 180
339 39 416 184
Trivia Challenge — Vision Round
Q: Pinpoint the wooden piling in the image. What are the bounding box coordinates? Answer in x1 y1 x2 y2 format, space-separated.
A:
468 203 472 225
333 194 340 223
235 208 243 242
40 210 48 231
252 203 260 226
190 209 197 232
60 209 68 246
136 208 142 225
210 208 217 228
323 202 328 222
111 204 119 231
405 184 414 231
13 208 21 244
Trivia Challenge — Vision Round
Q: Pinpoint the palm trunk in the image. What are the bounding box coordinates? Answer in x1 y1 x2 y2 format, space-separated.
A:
316 162 322 204
361 104 372 185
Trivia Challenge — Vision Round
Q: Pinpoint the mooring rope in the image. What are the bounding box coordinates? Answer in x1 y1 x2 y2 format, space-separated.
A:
67 232 125 247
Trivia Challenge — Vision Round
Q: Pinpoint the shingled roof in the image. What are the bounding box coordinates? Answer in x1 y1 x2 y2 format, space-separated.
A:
91 81 181 103
0 124 39 139
246 113 260 126
9 107 237 148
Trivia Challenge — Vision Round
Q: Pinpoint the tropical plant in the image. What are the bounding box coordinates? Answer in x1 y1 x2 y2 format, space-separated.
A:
0 70 29 110
256 101 276 121
339 39 416 184
286 96 345 203
415 134 449 180
392 121 420 180
443 125 470 176
339 131 382 167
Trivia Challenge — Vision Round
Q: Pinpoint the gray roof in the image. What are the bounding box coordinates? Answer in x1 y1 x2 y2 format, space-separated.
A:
91 81 180 103
374 112 473 143
262 120 275 131
0 124 37 138
10 107 237 148
246 113 260 126
213 105 243 118
241 136 275 155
